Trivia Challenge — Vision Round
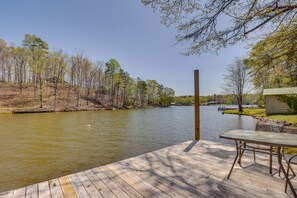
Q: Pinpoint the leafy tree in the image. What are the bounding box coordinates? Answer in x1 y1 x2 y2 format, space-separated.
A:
245 23 297 89
136 78 148 107
117 69 131 107
277 95 297 114
158 84 175 107
223 58 252 112
147 79 160 105
23 34 48 108
105 59 121 95
142 0 297 54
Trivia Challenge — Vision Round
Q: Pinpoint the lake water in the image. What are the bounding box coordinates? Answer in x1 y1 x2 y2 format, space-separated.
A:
0 106 257 191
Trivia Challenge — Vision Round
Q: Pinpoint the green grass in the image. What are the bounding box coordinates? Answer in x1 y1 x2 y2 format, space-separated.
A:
224 108 297 126
268 115 297 126
224 108 266 117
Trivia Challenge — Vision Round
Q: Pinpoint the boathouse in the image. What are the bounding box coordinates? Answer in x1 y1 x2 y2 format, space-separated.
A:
263 87 297 114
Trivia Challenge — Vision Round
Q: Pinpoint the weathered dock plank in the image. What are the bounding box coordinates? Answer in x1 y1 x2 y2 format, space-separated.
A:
92 168 130 198
1 140 296 198
59 176 77 198
84 169 116 198
75 172 103 198
99 165 143 198
48 179 63 198
68 174 90 198
38 181 51 198
26 184 38 198
0 190 13 198
12 187 26 198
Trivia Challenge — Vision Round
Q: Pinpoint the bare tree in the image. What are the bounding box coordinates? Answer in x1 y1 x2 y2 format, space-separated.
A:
142 0 297 54
0 39 9 82
48 50 68 109
11 47 28 94
223 58 252 112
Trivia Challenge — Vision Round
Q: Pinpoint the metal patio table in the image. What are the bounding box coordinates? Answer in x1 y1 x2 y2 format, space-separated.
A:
220 129 297 197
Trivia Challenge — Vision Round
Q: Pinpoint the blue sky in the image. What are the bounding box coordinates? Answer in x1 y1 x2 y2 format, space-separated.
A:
0 0 249 96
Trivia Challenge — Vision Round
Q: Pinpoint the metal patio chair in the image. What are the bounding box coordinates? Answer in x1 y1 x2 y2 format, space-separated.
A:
241 121 284 174
282 150 297 193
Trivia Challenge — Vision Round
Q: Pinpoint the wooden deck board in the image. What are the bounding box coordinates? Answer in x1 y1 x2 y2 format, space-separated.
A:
84 169 116 198
0 190 13 198
26 184 38 198
48 179 63 198
59 176 77 198
3 140 297 197
38 181 51 198
12 187 26 198
91 167 130 198
76 172 103 198
99 165 143 198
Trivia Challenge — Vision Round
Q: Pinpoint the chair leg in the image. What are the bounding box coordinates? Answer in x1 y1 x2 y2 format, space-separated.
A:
253 149 256 162
269 146 272 174
285 162 290 193
289 165 296 176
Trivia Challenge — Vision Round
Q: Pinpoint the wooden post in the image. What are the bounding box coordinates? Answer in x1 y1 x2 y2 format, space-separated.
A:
194 70 200 140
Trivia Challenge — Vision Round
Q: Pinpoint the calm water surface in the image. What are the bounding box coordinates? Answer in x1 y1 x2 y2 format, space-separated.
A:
0 106 257 191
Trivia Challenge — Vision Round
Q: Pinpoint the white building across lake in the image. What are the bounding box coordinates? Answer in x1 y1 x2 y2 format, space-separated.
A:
263 87 297 114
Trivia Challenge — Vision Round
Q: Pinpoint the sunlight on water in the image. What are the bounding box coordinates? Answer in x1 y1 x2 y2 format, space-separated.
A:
0 106 257 191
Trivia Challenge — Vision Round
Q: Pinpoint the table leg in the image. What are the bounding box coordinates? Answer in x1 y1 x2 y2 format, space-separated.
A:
277 146 296 197
269 146 272 174
227 140 239 179
238 141 246 165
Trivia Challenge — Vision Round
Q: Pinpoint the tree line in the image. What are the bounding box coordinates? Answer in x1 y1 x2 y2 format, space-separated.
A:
175 94 258 106
0 34 175 110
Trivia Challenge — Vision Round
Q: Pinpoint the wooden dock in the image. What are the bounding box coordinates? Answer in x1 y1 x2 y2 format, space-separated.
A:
0 140 296 198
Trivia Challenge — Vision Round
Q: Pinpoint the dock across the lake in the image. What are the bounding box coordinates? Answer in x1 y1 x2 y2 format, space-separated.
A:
1 140 296 198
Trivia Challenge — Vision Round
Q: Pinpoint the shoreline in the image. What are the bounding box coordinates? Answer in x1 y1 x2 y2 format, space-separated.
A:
0 105 163 114
223 108 297 131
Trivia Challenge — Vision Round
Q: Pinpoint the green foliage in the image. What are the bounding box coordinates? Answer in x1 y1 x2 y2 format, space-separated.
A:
245 22 297 89
147 80 160 105
175 93 259 106
276 94 297 114
22 34 49 108
157 85 174 107
175 95 193 106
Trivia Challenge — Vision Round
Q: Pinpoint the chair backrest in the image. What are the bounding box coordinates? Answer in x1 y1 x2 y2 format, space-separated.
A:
255 121 284 133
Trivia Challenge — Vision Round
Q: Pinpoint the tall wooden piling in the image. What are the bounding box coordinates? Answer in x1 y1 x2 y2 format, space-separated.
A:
194 70 200 140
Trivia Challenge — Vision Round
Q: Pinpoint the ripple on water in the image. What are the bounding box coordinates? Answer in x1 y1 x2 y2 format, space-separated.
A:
0 106 257 191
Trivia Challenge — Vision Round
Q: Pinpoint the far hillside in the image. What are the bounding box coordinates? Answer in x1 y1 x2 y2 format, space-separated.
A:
175 94 260 106
0 35 175 113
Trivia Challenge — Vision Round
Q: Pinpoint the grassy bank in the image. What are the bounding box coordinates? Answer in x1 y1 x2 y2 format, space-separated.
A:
224 108 297 126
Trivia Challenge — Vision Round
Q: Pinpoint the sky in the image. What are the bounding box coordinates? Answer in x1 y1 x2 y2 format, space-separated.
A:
0 0 250 96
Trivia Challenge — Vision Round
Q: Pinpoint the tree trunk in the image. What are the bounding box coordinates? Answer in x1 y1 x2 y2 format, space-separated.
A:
77 88 80 107
39 74 43 108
